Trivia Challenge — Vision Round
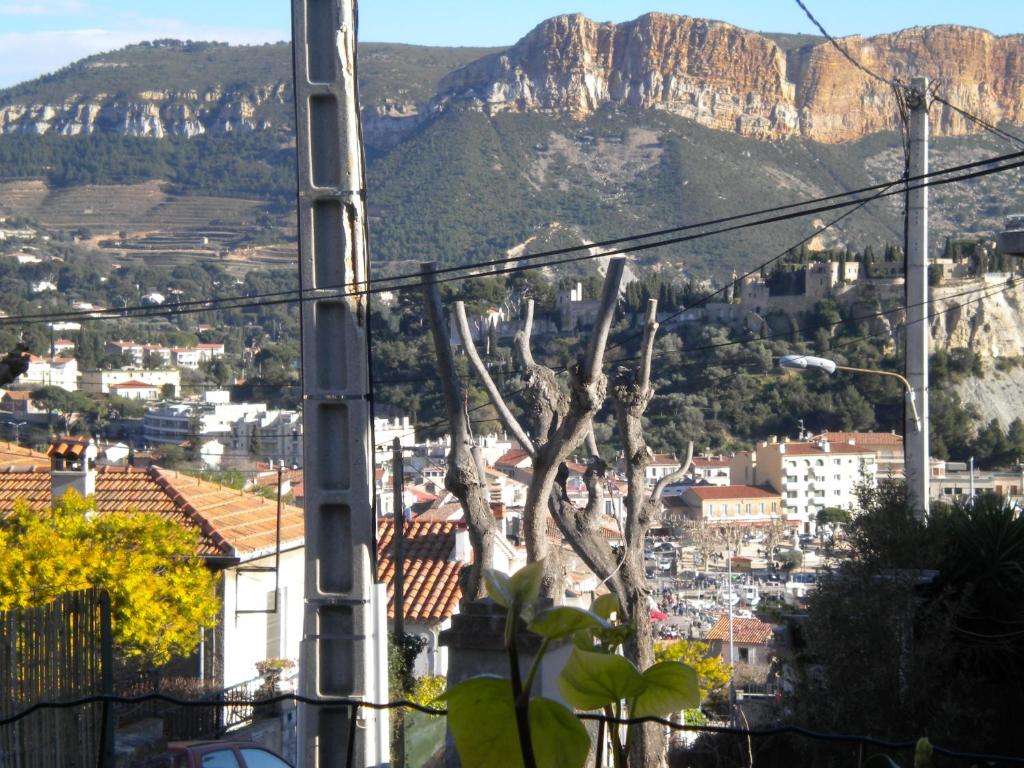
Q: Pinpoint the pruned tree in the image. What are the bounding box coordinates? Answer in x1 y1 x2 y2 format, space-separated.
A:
453 267 693 768
421 263 496 600
685 517 724 571
454 258 626 596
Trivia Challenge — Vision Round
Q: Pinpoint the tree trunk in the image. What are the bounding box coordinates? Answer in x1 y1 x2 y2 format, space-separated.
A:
421 263 495 599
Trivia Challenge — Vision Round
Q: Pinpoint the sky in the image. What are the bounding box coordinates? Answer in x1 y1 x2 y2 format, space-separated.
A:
0 0 1020 89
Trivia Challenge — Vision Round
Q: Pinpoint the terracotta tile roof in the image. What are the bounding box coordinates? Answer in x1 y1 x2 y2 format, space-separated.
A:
2 390 33 401
692 456 730 468
110 380 159 389
773 442 874 456
686 485 779 501
0 441 50 469
0 465 305 560
706 616 773 645
650 453 679 465
811 431 903 447
376 519 462 623
495 448 531 468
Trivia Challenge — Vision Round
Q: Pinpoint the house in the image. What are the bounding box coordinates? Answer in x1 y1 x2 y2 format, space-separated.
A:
20 355 79 391
0 436 306 688
0 390 48 422
81 368 180 397
557 282 601 331
109 380 162 401
53 339 75 355
705 615 774 666
690 455 732 486
677 485 783 526
375 520 466 677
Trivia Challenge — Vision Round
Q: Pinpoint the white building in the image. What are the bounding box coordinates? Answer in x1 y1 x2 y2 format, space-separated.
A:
21 355 78 391
109 380 163 401
689 455 732 486
144 395 268 445
731 437 877 534
81 368 180 397
231 408 303 467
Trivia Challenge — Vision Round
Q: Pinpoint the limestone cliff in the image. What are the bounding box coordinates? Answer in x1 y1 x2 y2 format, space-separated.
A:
1 14 1020 144
0 82 288 138
435 13 1023 143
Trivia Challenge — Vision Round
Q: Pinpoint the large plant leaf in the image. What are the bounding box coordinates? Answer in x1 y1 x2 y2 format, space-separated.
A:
529 606 604 640
508 560 545 606
440 676 523 768
483 569 513 609
440 677 591 768
529 697 591 768
591 593 619 620
631 661 700 719
558 648 646 711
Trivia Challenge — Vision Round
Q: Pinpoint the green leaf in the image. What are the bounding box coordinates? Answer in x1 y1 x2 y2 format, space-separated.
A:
529 606 604 640
483 569 513 609
530 697 590 768
558 648 646 711
508 560 545 606
440 676 523 768
631 661 700 719
591 593 619 620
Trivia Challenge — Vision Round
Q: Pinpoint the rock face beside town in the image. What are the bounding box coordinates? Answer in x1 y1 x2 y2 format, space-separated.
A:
436 13 1024 143
0 83 288 138
0 14 1020 144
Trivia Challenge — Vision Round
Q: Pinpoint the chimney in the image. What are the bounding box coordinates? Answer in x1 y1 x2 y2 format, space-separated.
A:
453 524 472 564
48 437 98 501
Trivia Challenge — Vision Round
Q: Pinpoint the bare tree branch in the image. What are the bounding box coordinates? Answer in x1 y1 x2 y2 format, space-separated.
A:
651 441 695 504
420 262 495 600
453 301 537 458
638 299 659 397
582 257 625 384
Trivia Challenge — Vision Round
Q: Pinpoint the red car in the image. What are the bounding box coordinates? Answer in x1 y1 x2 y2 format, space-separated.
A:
168 741 293 768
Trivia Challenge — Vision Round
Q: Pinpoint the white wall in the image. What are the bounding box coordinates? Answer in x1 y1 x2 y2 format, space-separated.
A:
220 547 305 687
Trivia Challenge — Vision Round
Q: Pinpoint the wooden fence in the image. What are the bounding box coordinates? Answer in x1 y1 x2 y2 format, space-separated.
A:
0 590 108 768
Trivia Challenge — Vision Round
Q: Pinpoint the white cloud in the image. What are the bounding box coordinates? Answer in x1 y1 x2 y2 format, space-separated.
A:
0 23 286 90
0 0 88 16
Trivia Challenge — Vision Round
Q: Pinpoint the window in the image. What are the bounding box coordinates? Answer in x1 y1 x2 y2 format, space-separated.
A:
758 503 764 514
787 491 798 499
815 459 824 467
239 749 290 768
771 502 777 512
735 504 741 515
201 751 241 768
834 474 841 481
738 647 750 663
834 458 841 465
745 504 751 515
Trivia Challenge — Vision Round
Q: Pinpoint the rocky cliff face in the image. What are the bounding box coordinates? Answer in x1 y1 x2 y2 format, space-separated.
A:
435 13 1023 143
930 276 1024 359
1 14 1020 144
0 82 288 138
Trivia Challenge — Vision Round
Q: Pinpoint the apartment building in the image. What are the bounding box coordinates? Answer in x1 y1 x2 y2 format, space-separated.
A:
731 437 877 534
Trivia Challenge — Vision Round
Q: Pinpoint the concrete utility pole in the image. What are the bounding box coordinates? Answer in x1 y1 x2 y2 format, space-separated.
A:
905 77 930 519
292 1 389 766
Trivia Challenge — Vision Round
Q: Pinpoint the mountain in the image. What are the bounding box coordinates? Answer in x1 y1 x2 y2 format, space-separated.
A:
432 14 1024 143
1 16 1020 145
0 17 1020 278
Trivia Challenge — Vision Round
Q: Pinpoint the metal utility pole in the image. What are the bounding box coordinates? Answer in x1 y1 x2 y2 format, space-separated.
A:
905 77 930 519
292 1 388 766
392 437 406 768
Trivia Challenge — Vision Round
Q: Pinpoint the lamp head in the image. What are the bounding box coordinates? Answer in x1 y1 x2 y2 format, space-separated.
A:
779 354 837 374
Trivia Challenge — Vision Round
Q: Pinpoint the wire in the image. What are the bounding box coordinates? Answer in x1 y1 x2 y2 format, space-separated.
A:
792 0 901 88
2 691 1023 764
930 93 1024 150
605 176 901 358
5 150 1022 329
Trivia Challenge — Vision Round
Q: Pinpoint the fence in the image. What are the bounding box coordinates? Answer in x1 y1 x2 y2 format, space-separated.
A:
0 590 109 768
4 693 1023 768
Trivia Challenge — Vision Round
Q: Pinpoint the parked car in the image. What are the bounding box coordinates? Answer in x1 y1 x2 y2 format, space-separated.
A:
168 741 293 768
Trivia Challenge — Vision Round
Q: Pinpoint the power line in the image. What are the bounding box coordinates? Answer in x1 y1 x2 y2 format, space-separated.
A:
930 93 1024 150
4 150 1021 329
792 0 901 88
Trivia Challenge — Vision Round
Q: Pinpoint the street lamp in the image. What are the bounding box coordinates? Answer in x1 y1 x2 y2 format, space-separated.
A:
778 354 927 516
779 355 921 432
7 420 27 445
